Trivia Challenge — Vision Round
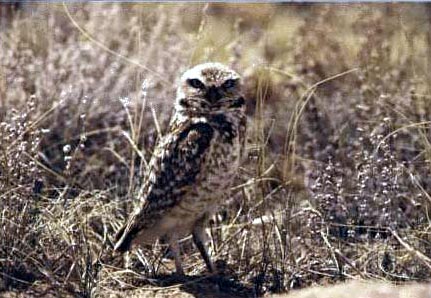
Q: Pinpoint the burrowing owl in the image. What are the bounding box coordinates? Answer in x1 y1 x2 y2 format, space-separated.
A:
114 62 246 275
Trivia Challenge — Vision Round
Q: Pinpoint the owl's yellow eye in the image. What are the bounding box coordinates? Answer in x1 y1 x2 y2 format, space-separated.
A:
188 79 205 89
222 79 237 89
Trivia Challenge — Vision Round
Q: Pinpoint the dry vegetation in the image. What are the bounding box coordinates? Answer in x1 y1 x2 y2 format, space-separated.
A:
1 3 431 297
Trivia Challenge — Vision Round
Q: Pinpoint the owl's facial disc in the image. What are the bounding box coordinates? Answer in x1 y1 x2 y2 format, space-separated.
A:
176 63 244 113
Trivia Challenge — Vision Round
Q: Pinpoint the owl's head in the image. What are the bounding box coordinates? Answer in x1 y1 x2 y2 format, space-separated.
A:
175 62 245 115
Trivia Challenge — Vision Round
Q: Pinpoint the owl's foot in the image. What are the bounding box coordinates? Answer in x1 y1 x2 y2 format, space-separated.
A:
167 237 185 276
192 223 215 274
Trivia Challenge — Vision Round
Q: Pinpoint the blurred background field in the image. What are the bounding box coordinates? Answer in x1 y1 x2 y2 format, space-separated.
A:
1 2 431 297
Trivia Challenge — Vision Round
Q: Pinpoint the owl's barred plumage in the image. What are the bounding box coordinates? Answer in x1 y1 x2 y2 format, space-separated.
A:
114 62 246 274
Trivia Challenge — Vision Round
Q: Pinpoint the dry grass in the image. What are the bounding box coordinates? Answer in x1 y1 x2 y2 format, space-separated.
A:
1 2 431 297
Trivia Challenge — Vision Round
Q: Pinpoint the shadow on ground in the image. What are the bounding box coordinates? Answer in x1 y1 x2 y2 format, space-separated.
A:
140 274 257 298
1 270 256 298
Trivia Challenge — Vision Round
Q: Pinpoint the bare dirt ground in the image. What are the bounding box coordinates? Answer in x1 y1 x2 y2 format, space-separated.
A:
272 281 431 298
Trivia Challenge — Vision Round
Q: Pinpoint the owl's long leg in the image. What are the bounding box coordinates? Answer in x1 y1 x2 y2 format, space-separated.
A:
168 237 184 275
192 220 215 273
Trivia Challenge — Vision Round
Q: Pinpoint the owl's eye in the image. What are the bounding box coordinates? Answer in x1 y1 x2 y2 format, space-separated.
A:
222 79 237 89
187 79 205 89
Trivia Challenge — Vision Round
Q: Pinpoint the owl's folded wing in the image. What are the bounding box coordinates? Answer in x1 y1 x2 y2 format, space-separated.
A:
114 121 214 252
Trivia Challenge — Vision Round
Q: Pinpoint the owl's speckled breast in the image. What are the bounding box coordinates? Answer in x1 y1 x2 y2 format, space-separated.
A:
173 121 242 221
203 129 241 192
158 129 241 240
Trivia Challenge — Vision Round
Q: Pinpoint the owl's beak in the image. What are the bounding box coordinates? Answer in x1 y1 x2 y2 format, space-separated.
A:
206 86 223 103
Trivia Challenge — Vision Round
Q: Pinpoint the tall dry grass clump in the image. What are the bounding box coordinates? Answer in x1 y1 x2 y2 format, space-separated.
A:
1 3 430 297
